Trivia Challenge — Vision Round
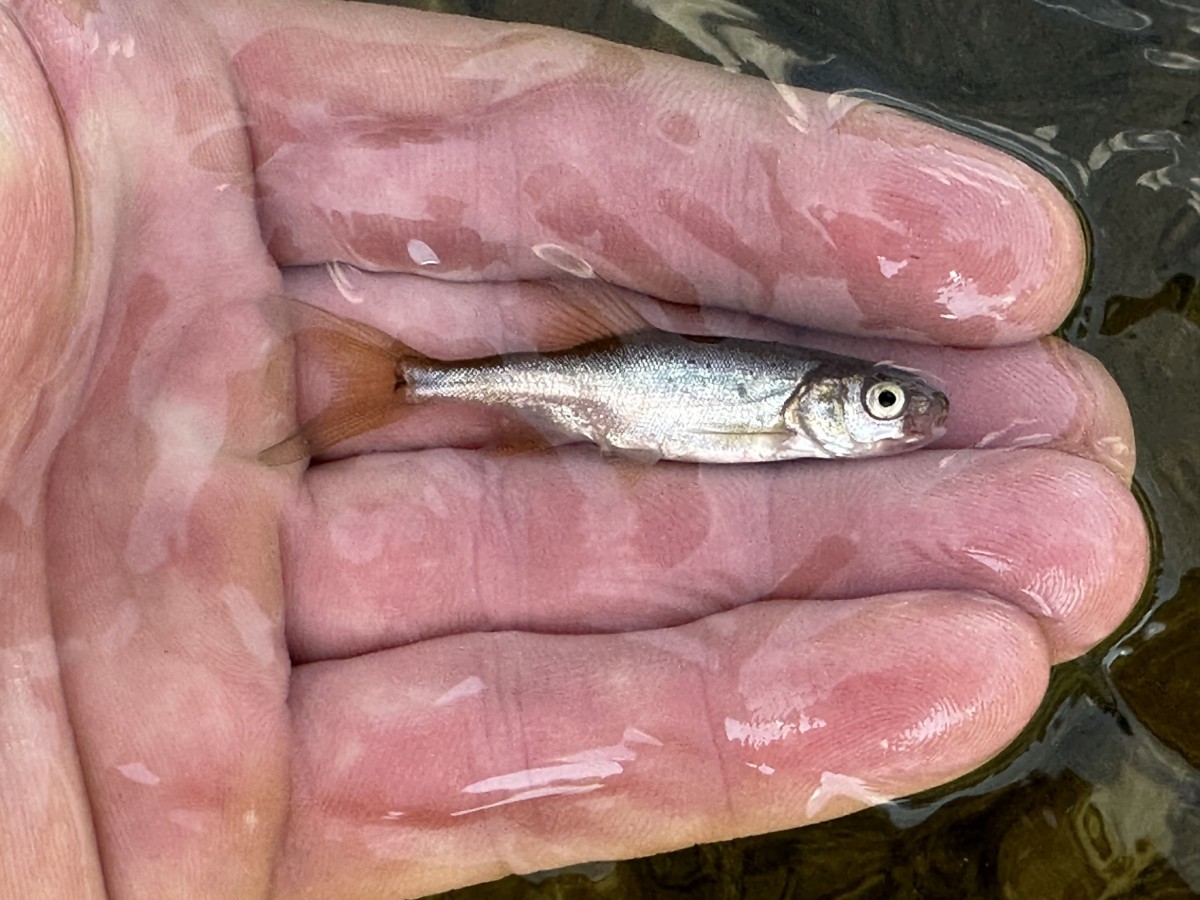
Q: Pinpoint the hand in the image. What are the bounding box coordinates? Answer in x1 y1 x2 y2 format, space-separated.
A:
0 1 1147 897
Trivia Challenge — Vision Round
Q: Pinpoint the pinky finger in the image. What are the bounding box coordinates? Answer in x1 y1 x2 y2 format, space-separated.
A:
280 591 1050 898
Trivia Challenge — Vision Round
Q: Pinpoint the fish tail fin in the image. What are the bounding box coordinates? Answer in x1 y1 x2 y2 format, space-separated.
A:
258 298 430 466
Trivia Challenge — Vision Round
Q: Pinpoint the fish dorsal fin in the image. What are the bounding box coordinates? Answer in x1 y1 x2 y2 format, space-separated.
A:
534 283 654 351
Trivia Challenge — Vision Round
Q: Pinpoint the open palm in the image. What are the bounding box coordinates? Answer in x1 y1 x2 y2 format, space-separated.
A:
1 1 1146 897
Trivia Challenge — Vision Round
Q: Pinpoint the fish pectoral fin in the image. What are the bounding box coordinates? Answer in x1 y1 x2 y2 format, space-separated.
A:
688 426 792 437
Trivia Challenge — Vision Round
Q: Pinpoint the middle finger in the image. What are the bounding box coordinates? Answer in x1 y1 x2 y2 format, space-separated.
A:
275 268 1135 480
282 447 1144 664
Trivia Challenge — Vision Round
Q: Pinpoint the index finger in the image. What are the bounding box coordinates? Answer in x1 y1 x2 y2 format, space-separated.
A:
223 3 1085 345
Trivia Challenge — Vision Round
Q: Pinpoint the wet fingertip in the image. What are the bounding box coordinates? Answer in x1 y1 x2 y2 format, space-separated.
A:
1046 460 1151 662
837 105 1088 344
952 135 1089 341
799 592 1051 783
953 595 1052 747
920 449 1147 663
984 450 1148 662
1025 166 1089 333
1039 337 1137 484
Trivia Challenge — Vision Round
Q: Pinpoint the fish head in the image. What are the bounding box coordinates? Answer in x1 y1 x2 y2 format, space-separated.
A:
783 362 949 458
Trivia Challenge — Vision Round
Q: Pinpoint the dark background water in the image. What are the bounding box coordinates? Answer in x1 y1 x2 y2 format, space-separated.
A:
369 0 1200 895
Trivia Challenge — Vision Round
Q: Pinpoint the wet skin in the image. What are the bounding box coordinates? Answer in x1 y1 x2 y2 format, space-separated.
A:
0 1 1147 898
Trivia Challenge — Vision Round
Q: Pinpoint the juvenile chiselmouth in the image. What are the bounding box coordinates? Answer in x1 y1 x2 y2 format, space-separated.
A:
260 299 951 465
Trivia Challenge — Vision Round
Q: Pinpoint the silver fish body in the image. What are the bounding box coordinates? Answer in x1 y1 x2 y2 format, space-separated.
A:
403 331 948 463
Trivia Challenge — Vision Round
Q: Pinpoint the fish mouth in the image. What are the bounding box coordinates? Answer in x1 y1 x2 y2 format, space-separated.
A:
919 390 949 429
901 391 949 443
932 391 950 430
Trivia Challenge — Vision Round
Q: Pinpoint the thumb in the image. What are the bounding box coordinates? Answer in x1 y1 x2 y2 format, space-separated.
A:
0 11 80 494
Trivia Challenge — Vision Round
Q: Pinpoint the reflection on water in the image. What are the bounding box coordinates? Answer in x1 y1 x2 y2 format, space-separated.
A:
383 0 1200 895
1030 0 1153 32
1090 130 1200 216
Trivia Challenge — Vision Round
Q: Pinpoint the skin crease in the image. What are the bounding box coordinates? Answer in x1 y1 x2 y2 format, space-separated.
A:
0 1 1147 899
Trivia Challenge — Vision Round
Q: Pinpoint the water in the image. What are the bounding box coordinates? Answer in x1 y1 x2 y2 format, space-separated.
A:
369 0 1199 895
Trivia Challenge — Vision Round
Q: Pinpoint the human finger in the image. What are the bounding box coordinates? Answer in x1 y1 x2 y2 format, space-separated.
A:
222 2 1084 344
282 448 1146 665
44 299 292 897
277 592 1050 898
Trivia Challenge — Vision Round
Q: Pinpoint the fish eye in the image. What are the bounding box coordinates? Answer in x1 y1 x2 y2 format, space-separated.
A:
864 381 907 420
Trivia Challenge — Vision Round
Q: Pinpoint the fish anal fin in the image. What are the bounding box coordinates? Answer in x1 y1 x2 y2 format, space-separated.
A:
597 441 662 465
605 449 661 490
474 411 576 458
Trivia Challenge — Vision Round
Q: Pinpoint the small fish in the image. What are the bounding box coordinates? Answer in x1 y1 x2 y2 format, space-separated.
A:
259 298 948 465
